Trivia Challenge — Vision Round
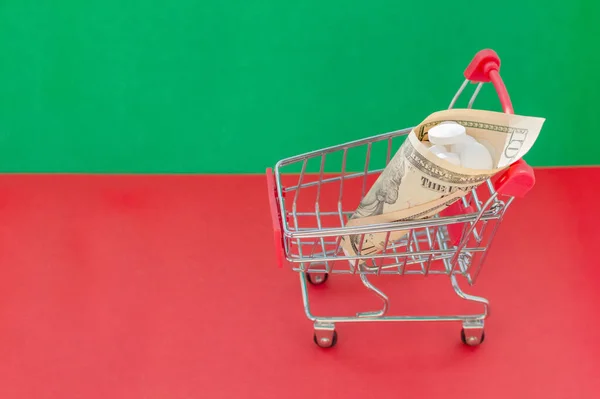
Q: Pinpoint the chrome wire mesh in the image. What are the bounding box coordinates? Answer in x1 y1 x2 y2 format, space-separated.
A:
274 127 511 285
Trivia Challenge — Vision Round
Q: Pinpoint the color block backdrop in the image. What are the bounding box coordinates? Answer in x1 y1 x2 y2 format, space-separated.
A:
0 0 597 173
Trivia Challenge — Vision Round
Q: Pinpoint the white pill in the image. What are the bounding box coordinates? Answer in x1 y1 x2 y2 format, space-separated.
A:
459 141 494 170
450 134 477 154
429 144 448 155
436 151 461 166
427 122 466 145
476 138 496 164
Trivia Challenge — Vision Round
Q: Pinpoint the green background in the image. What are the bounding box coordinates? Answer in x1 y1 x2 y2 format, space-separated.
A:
0 0 597 173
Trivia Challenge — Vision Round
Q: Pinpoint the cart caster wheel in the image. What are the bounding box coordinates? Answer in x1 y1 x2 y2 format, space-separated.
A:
461 328 485 346
306 272 328 285
314 330 337 348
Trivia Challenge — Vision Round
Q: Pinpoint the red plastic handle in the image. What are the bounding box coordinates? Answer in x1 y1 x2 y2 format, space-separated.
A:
465 49 535 197
464 49 514 114
266 168 285 268
492 159 535 198
441 50 536 244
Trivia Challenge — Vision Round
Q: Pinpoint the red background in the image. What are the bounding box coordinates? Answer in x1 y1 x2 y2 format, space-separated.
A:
0 169 598 398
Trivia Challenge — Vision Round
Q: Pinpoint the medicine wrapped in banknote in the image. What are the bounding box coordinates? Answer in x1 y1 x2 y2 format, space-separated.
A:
341 108 545 258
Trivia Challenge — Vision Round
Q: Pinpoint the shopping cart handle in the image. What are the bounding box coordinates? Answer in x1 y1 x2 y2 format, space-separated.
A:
266 168 285 268
464 49 514 114
492 159 535 198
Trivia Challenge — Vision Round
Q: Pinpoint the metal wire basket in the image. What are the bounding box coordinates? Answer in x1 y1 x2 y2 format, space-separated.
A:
266 49 536 348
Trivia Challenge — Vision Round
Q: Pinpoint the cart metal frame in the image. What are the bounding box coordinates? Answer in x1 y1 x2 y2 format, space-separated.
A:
266 49 536 348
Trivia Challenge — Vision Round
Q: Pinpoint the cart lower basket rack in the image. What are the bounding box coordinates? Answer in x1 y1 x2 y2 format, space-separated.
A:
266 49 536 348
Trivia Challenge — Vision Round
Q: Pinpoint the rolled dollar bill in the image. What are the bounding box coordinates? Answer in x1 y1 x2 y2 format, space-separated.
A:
341 108 545 258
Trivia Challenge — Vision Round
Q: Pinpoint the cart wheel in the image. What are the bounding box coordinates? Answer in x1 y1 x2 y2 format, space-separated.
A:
306 272 328 285
314 330 338 348
461 328 485 346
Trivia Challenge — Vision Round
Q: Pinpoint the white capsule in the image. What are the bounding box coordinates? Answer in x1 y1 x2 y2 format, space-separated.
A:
476 138 496 165
459 141 494 170
429 144 448 155
427 122 466 145
450 134 477 154
436 151 461 166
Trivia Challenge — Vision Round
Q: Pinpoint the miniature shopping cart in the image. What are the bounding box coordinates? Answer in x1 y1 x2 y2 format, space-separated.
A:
265 49 536 348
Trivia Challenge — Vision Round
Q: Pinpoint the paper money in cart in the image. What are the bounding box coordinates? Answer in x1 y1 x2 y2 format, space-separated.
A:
266 49 545 348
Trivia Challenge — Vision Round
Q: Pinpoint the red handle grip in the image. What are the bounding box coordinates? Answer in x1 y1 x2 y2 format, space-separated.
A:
442 50 536 244
464 49 514 114
266 168 285 268
465 49 535 197
492 159 535 198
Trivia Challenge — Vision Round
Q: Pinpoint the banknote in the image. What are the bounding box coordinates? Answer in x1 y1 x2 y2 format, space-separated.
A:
341 108 545 257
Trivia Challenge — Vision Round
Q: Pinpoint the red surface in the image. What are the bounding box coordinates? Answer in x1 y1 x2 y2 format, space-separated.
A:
0 169 599 398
